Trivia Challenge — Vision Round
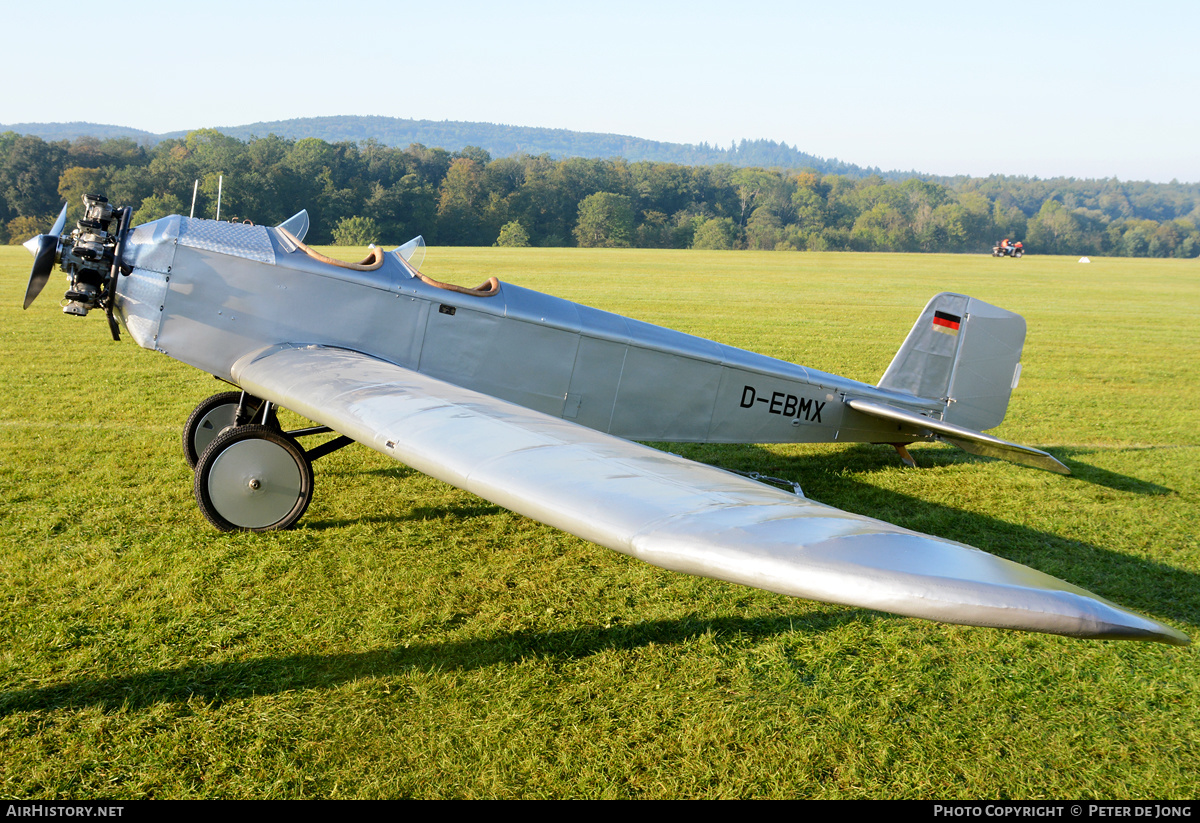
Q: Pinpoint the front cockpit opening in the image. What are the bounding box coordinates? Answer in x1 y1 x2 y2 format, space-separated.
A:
276 228 385 271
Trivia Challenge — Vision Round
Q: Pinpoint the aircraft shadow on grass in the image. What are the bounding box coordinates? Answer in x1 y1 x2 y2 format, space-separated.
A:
0 612 860 716
690 441 1176 496
1049 446 1179 495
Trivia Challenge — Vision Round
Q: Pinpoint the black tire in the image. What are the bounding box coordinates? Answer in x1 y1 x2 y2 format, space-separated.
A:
1014 250 1023 258
194 424 314 531
182 391 263 468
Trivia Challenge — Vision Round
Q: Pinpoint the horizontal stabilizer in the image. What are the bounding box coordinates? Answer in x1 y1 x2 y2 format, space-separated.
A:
227 345 1185 643
848 398 1070 475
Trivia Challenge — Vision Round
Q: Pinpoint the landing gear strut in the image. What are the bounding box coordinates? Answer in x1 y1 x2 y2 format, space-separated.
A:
182 391 266 468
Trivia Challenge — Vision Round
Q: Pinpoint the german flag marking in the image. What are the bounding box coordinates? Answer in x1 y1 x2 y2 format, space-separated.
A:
932 310 961 336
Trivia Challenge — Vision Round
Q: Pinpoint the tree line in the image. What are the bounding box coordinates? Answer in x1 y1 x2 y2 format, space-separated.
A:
2 129 1198 258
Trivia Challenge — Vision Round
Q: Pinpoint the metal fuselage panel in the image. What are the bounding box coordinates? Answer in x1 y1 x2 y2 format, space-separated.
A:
115 222 928 446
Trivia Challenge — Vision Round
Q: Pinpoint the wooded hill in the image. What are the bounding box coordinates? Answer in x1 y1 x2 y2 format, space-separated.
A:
0 117 885 178
1 128 1197 257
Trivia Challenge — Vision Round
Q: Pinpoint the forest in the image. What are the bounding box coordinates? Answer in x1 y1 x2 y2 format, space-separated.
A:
2 129 1198 257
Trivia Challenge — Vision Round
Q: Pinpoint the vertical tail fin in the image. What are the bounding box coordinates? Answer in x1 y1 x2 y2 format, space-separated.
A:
878 293 1026 432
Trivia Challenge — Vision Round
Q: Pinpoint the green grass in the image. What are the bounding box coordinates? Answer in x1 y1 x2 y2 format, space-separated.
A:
1 246 1197 798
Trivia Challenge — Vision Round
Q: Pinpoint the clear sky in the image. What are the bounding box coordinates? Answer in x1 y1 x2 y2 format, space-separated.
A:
5 0 1196 182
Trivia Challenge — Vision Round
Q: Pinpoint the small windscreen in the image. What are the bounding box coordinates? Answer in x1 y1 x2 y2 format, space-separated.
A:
392 236 425 273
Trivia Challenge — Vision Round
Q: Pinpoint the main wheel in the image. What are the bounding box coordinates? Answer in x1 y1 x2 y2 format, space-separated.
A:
194 424 314 531
182 391 264 468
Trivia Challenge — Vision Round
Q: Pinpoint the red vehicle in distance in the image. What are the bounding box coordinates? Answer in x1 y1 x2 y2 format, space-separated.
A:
993 238 1025 257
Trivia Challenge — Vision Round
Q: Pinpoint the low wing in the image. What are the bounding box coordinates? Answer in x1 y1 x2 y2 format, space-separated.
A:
847 398 1071 475
231 344 1185 645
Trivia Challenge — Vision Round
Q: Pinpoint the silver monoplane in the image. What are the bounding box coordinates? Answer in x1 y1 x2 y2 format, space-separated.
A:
20 195 1189 645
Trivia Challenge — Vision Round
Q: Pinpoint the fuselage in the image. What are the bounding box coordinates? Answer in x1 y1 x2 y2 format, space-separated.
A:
113 216 938 446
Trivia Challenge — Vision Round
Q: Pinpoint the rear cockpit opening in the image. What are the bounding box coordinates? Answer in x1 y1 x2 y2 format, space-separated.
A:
390 236 500 297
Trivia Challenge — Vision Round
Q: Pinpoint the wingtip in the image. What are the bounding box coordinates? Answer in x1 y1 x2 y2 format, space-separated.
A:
1045 454 1072 475
1141 622 1191 646
1029 590 1188 645
1087 609 1190 645
1162 630 1191 646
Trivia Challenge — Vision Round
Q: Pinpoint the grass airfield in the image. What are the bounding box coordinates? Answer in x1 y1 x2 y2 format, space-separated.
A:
1 244 1197 798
